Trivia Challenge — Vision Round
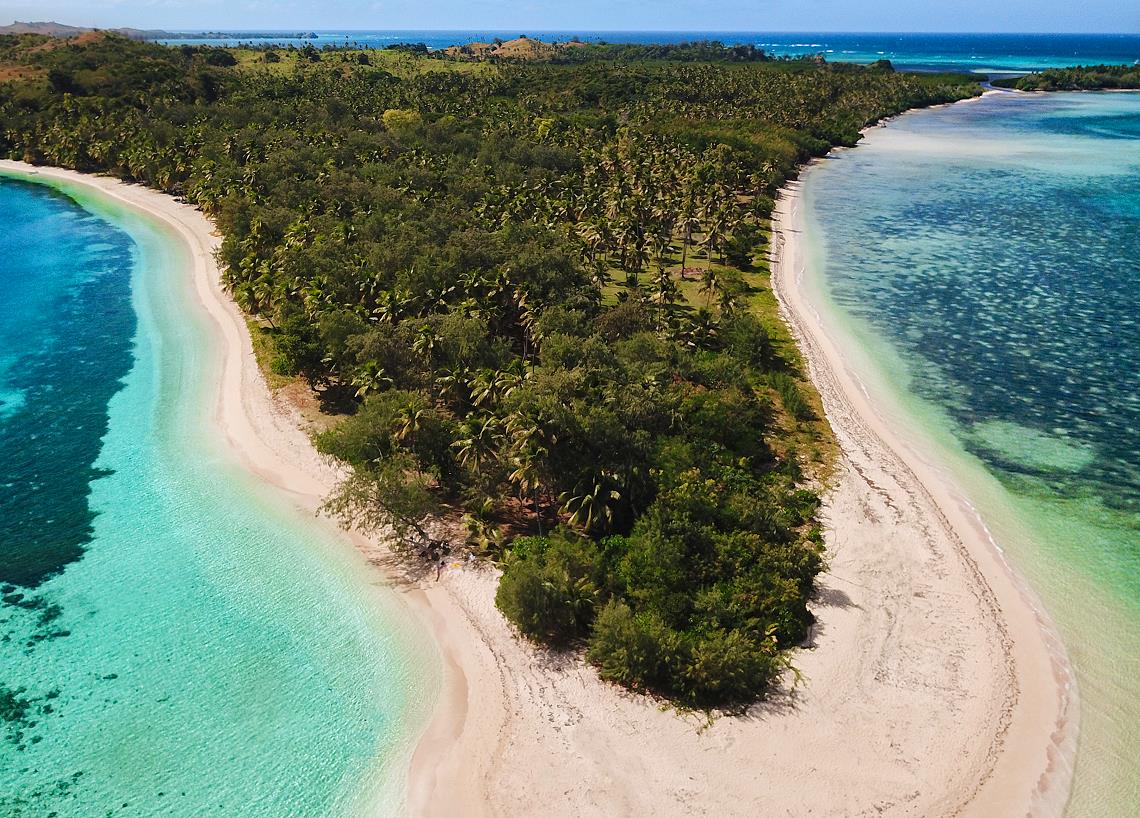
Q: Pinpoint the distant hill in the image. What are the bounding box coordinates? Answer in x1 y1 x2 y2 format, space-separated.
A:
442 36 584 62
439 37 771 64
0 21 319 42
0 20 172 40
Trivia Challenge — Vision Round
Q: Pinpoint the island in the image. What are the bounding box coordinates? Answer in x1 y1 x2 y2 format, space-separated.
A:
0 21 320 42
4 28 1129 817
0 30 989 706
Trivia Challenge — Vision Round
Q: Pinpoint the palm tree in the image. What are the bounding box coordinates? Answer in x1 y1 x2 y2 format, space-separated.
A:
650 219 674 269
698 266 721 309
718 286 738 317
559 471 622 534
652 266 679 311
505 418 550 533
412 325 441 361
463 497 504 554
468 365 522 409
435 365 470 407
452 415 503 472
576 221 605 266
689 308 720 348
394 401 429 448
703 204 729 269
589 261 611 291
352 361 392 398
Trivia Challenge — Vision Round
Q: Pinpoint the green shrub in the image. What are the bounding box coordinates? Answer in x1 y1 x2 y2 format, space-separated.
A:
724 221 764 269
495 558 576 642
315 389 455 478
679 628 779 706
505 535 550 562
203 49 237 67
722 313 773 369
768 371 813 421
496 534 605 645
270 312 324 385
587 600 676 690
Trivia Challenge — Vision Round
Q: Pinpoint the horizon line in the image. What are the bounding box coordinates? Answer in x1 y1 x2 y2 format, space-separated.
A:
16 23 1140 37
154 29 1140 36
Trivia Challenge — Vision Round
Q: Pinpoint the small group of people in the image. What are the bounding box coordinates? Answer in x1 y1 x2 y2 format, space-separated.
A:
417 539 452 581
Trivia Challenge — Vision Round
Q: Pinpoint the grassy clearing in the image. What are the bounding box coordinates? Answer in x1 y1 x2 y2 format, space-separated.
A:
228 47 491 79
245 318 295 390
598 228 838 480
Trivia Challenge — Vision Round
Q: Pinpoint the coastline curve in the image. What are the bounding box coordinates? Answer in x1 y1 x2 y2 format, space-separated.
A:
770 165 1078 816
0 159 450 816
0 154 1079 817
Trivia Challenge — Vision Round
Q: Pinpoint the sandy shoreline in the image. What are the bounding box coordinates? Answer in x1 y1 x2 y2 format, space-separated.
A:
769 173 1077 814
0 157 1075 816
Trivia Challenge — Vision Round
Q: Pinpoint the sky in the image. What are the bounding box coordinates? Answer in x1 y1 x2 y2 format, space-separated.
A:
3 0 1138 34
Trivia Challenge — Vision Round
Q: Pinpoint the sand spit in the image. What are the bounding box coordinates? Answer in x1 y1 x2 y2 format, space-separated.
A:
0 158 1074 817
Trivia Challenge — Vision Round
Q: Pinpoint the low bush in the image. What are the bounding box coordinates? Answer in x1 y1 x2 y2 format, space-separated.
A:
495 534 605 644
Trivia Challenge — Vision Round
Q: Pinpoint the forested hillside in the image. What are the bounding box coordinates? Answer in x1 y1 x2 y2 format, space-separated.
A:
0 34 979 706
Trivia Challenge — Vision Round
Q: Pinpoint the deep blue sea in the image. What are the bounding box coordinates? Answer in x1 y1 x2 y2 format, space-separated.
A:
159 31 1140 73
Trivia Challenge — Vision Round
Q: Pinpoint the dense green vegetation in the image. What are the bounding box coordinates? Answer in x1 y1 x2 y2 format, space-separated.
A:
0 33 979 706
533 40 771 64
995 63 1140 91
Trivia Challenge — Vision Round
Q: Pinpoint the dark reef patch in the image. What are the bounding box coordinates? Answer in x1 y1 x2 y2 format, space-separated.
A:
0 179 137 589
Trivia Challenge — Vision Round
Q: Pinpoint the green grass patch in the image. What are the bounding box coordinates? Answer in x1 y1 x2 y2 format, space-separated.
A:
245 319 296 390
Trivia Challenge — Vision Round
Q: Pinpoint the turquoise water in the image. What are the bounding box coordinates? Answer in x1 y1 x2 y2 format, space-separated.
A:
802 92 1139 816
0 174 437 816
0 181 136 586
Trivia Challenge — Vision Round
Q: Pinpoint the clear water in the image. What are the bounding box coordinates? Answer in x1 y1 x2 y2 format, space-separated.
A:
158 31 1140 74
0 174 437 816
802 91 1140 816
0 181 136 585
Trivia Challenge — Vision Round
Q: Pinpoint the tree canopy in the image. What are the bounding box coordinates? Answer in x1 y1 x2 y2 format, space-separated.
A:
0 34 980 706
994 63 1140 91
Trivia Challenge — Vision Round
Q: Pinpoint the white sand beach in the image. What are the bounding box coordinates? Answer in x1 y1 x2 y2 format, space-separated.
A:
0 158 1076 817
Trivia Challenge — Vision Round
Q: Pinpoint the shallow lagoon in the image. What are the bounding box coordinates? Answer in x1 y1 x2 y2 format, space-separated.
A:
0 174 436 817
803 92 1140 817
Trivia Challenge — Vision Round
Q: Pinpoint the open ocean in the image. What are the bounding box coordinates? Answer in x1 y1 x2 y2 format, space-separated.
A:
0 174 437 816
159 31 1140 74
801 91 1140 817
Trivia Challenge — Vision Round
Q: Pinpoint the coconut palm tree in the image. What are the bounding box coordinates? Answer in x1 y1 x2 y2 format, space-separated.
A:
352 361 393 398
699 266 721 309
652 266 680 311
451 415 503 472
393 401 430 448
505 417 552 532
559 471 622 535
